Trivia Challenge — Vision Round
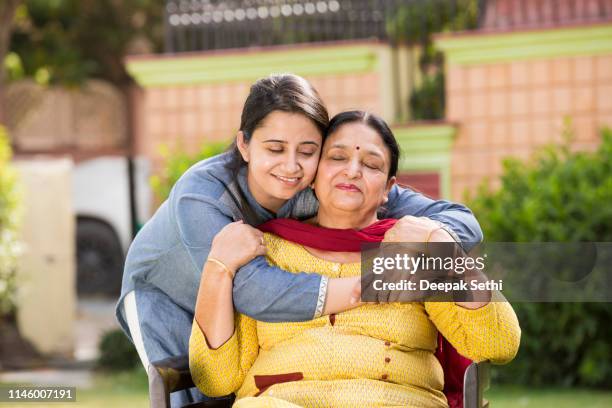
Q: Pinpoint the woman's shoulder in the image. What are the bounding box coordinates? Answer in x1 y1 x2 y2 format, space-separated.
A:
262 233 360 275
172 152 238 199
262 232 305 254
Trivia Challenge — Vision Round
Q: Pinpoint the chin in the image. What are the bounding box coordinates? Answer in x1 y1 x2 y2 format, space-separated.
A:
333 201 363 212
271 187 300 200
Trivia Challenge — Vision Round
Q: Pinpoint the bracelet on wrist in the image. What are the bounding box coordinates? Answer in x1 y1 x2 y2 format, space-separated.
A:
206 257 235 279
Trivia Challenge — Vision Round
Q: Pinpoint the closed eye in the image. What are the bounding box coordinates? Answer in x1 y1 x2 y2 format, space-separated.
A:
364 161 383 170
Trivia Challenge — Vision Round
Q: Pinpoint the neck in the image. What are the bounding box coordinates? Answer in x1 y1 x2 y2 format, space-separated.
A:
315 206 378 230
246 171 285 214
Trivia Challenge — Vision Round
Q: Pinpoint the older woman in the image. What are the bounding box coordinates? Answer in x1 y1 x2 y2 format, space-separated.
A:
190 111 520 408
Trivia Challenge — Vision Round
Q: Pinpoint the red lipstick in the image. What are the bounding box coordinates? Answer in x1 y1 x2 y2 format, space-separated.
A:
336 183 361 192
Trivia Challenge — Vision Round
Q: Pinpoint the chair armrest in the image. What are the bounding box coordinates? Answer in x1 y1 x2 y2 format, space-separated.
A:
148 355 234 408
463 361 490 408
148 355 194 408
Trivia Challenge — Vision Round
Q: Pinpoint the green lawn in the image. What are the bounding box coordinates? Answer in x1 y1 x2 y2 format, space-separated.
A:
0 368 148 408
487 385 612 408
2 370 612 407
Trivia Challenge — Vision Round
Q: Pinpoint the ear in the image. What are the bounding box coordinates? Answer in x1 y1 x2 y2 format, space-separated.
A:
382 176 396 204
236 131 250 163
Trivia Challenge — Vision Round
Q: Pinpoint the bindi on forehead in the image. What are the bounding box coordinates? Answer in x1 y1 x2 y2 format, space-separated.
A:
356 146 360 150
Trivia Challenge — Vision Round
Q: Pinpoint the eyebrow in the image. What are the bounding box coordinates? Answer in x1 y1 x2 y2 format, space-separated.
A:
329 143 384 158
262 139 320 146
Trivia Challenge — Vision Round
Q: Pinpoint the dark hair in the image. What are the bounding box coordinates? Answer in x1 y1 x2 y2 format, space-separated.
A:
326 111 400 179
226 74 329 170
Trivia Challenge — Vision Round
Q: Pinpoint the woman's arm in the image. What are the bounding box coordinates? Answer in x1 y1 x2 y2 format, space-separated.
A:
193 221 258 348
174 189 321 320
193 221 265 348
195 262 234 349
384 185 484 249
323 276 361 314
425 294 521 364
190 312 258 397
175 189 359 321
190 222 260 396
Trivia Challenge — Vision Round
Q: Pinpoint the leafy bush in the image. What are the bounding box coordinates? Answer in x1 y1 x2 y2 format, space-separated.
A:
468 128 612 387
0 126 22 317
410 69 445 120
386 0 479 43
150 141 229 202
386 0 478 121
97 328 140 371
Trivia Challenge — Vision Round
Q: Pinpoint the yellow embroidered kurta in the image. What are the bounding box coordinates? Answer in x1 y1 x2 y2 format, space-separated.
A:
190 234 521 408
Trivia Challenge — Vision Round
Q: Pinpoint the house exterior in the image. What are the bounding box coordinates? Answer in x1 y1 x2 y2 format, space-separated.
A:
126 0 612 201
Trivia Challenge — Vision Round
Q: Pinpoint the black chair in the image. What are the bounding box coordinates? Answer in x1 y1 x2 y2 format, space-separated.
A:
148 355 490 408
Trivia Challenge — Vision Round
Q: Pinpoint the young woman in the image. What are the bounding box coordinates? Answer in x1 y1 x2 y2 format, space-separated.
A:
190 111 520 407
117 75 483 405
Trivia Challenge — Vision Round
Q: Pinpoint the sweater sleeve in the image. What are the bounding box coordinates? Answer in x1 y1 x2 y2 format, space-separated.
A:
383 185 484 250
424 294 521 364
174 188 324 322
189 313 259 397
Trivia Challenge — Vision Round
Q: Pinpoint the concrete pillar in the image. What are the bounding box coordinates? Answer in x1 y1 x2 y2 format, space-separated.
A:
14 158 75 357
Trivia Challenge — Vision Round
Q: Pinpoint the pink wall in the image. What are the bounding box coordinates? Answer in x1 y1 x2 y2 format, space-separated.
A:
446 53 612 199
135 72 382 172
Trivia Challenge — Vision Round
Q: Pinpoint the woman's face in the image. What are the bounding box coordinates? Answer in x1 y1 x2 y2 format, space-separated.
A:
238 110 323 212
314 122 395 217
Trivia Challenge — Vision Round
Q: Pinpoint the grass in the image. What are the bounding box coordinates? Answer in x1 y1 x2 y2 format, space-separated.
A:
0 367 149 408
2 370 612 407
486 385 612 408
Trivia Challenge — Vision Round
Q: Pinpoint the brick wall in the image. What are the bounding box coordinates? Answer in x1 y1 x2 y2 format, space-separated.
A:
445 48 612 199
127 42 397 172
137 72 382 167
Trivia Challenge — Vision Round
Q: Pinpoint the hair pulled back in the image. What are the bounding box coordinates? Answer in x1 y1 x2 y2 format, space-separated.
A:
226 74 329 170
326 110 400 180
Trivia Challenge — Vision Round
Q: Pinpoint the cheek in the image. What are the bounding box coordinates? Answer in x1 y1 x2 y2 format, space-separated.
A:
302 157 320 180
251 151 280 173
365 175 388 195
313 165 332 193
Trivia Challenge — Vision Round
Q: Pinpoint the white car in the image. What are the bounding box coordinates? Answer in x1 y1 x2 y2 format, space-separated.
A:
72 156 151 296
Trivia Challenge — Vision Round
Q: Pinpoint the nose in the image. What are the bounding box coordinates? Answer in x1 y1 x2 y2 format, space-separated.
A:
344 157 362 179
282 151 301 174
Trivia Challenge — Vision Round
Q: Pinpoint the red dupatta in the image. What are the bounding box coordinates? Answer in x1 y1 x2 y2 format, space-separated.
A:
258 218 398 252
257 218 472 408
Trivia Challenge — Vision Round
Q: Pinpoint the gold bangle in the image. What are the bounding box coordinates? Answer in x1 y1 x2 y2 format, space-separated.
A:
424 226 445 254
207 257 234 279
425 226 445 244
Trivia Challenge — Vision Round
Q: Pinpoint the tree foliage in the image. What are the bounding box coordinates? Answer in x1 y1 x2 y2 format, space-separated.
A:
385 0 480 120
150 141 230 203
8 0 163 86
468 128 612 387
0 125 22 316
386 0 479 44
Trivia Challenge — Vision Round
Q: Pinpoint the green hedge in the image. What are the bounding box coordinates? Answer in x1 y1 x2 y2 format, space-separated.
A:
97 329 140 371
468 128 612 387
0 126 21 317
150 141 229 202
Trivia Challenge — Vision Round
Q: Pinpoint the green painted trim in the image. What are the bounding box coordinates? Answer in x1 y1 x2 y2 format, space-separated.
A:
392 124 456 198
436 24 612 66
127 45 380 87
